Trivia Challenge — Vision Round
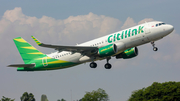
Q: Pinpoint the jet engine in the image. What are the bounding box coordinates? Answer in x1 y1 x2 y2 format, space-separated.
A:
98 44 117 57
116 47 138 59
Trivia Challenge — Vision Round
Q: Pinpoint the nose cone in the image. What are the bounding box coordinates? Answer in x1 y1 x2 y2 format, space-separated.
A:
167 24 174 33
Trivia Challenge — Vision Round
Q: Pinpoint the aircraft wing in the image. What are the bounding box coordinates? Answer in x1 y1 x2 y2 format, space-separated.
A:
8 64 35 68
31 36 98 54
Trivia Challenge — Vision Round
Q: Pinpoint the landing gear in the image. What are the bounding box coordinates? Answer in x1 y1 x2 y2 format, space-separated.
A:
104 57 112 69
153 47 158 51
151 41 158 51
90 62 97 68
105 63 111 69
89 57 112 69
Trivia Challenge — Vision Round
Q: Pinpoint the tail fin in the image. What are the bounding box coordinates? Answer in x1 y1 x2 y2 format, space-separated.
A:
13 37 45 64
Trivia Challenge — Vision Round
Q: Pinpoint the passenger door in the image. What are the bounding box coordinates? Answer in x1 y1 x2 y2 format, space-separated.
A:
142 23 151 42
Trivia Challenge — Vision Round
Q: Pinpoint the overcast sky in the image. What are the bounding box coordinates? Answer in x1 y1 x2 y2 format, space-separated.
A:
0 0 180 101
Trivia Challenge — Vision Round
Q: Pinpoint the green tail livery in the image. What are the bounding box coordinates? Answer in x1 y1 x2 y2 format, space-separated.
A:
8 37 78 71
8 21 174 71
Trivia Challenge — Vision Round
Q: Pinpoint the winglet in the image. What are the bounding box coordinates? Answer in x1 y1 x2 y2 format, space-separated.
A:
31 36 42 46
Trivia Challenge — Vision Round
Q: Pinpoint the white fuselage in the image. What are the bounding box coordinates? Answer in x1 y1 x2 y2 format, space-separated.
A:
47 21 174 63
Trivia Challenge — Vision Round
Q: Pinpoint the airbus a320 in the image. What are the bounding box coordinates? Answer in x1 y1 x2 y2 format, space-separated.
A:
8 21 174 71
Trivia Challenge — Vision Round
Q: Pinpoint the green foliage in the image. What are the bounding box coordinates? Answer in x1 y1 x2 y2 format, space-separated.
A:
41 94 48 101
57 99 66 101
0 96 15 101
20 92 35 101
81 88 109 101
128 81 180 101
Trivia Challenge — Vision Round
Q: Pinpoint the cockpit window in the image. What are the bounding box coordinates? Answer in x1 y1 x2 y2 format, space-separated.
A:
156 23 166 27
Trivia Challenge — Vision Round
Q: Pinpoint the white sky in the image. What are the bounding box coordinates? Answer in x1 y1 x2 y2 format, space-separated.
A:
0 0 180 101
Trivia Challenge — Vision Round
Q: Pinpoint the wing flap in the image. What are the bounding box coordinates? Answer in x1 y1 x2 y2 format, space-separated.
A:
7 64 35 68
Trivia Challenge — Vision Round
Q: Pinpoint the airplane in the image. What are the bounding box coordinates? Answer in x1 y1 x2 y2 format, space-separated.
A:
8 21 174 71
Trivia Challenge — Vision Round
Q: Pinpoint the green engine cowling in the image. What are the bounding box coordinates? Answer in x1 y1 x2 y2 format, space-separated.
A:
98 44 117 57
116 47 138 59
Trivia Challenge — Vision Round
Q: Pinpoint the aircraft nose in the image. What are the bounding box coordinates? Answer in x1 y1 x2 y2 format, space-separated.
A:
167 24 174 33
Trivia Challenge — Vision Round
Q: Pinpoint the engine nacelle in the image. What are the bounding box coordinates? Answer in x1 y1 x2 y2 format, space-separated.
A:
98 44 117 57
115 42 126 52
116 47 138 59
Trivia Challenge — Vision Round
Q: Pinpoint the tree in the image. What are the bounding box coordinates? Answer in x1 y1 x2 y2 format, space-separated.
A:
57 99 66 101
81 88 109 101
20 92 35 101
0 96 15 101
128 81 180 101
41 94 48 101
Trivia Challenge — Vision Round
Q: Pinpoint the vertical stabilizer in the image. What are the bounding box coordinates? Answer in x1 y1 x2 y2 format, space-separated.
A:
13 37 45 64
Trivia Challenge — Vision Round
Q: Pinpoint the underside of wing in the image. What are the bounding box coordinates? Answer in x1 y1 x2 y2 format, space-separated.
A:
7 64 35 68
37 43 98 52
31 36 98 53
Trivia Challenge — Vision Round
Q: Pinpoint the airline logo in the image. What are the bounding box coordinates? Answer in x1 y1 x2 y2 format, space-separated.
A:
108 26 144 43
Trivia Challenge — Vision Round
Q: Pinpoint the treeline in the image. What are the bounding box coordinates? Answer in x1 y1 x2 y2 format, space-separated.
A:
128 81 180 101
0 88 108 101
1 81 180 101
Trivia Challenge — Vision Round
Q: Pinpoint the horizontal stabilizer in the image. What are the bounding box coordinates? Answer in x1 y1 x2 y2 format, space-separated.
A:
7 64 35 68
